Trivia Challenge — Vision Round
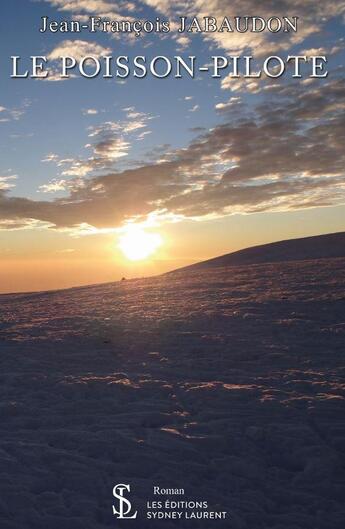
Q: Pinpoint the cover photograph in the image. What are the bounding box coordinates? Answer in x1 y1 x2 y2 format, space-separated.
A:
0 1 345 528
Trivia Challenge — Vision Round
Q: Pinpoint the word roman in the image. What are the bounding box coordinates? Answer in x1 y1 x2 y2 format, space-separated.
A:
153 487 185 495
11 55 328 80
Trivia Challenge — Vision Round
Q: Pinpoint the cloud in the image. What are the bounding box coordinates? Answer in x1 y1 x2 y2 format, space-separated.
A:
38 109 154 189
0 100 31 122
0 175 17 191
0 218 54 231
299 42 344 56
42 153 60 163
47 40 112 62
43 0 135 19
35 40 113 81
137 130 152 140
1 76 345 231
215 97 241 111
142 0 345 57
39 179 68 193
82 108 99 115
189 104 200 112
221 75 263 93
44 0 345 58
175 34 191 49
87 136 130 159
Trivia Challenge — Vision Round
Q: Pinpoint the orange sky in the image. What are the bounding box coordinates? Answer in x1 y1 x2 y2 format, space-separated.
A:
1 205 344 293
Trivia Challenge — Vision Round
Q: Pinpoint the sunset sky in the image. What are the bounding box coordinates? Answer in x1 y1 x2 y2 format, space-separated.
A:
0 0 345 293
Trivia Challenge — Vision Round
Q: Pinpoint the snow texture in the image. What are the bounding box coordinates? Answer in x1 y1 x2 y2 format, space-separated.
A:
0 257 345 528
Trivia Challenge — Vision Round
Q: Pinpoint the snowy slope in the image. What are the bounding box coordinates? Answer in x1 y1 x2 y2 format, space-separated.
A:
0 255 345 528
172 231 345 271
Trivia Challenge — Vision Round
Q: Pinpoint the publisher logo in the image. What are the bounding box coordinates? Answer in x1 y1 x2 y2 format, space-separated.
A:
112 484 138 519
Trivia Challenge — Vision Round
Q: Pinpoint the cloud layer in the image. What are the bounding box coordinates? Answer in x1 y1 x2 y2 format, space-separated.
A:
1 75 345 231
43 0 345 55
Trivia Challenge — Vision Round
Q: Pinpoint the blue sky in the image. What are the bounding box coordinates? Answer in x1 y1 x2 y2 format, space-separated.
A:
0 0 345 291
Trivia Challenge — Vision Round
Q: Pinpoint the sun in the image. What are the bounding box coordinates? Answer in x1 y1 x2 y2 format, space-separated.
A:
118 225 162 261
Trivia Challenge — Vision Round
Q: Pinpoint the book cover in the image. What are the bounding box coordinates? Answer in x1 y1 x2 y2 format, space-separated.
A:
0 1 344 528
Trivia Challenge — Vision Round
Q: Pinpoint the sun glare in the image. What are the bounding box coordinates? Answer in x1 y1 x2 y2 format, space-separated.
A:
118 226 162 261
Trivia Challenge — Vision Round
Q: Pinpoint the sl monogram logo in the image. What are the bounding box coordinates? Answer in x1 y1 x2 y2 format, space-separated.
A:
112 484 138 519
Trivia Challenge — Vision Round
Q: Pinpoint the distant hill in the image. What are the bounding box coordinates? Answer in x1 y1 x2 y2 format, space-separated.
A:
171 232 345 272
